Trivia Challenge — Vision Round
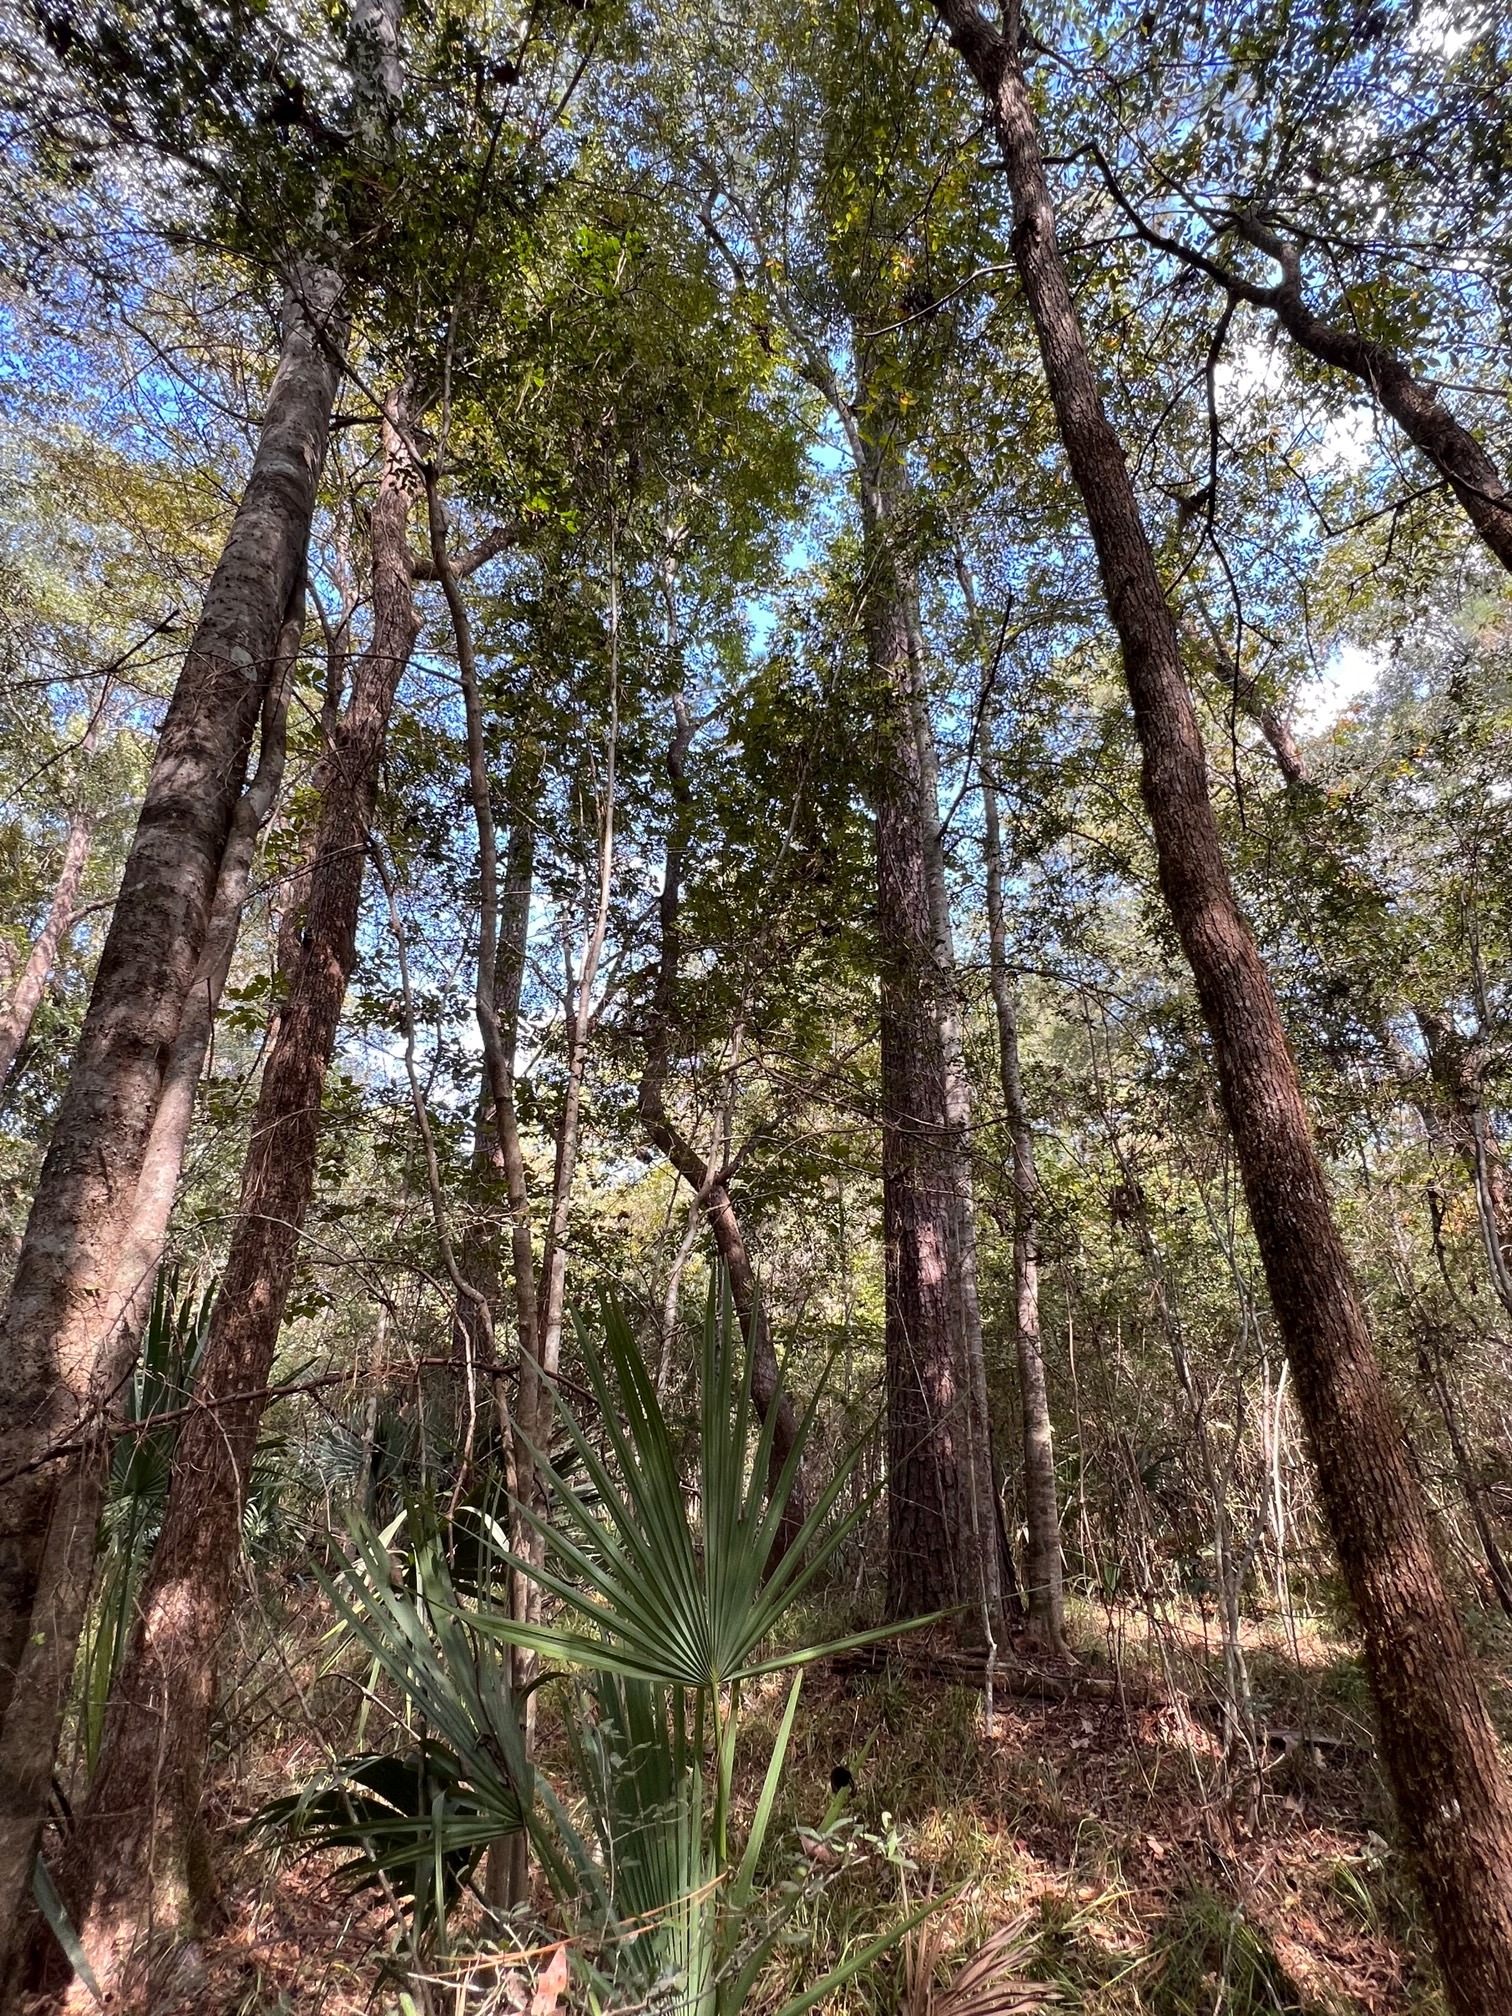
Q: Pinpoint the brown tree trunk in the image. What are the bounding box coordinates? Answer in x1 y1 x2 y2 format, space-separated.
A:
0 264 343 1968
424 483 538 1911
857 443 984 1622
0 808 93 1086
103 594 302 1362
56 395 420 1997
748 226 999 1624
904 635 1004 1637
980 720 1065 1652
429 481 538 1409
933 5 1512 2005
956 548 1064 1650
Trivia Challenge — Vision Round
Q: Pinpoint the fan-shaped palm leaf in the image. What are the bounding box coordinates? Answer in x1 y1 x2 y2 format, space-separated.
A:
468 1279 935 1691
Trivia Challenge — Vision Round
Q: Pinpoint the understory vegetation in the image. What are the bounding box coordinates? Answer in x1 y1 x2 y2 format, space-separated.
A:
4 0 1512 2007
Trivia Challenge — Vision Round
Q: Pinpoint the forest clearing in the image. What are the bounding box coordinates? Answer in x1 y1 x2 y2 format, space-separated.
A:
3 0 1512 2008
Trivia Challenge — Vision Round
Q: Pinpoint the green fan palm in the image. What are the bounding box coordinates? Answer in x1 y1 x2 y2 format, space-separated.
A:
264 1279 941 2007
470 1279 926 1693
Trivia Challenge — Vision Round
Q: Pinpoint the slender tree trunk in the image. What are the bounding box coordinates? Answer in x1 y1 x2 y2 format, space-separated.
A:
977 701 1065 1653
1417 1331 1512 1619
1416 1008 1512 1321
904 636 1004 1637
526 575 619 1480
429 483 538 1409
0 809 93 1086
636 690 807 1540
57 396 420 1997
933 6 1512 2005
0 265 343 1967
425 485 540 1910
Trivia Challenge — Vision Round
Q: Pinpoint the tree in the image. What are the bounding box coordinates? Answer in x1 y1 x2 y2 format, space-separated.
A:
929 0 1512 2004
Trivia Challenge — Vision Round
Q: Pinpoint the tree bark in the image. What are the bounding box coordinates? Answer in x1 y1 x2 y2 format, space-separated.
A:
856 441 985 1623
956 548 1063 1650
933 5 1512 2005
0 808 93 1086
903 631 1004 1637
57 395 420 1995
426 484 539 1911
979 715 1065 1653
0 263 344 1970
103 593 303 1363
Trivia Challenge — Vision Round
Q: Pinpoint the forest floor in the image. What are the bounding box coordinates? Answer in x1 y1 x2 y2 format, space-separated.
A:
107 1592 1505 2016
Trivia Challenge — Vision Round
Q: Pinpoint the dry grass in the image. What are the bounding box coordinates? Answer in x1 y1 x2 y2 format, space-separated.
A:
137 1591 1473 2014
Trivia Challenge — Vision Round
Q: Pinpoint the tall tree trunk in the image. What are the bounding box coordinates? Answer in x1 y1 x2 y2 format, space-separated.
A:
933 5 1512 2005
0 264 344 1967
0 807 93 1086
857 436 986 1622
425 483 539 1910
102 593 302 1363
904 634 1004 1637
750 234 999 1623
57 395 420 1996
977 699 1065 1654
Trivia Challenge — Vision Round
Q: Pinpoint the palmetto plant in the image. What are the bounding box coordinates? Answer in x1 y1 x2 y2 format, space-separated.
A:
80 1268 212 1773
263 1279 938 2010
903 1917 1059 2016
472 1283 923 1861
254 1517 530 1935
464 1281 939 2012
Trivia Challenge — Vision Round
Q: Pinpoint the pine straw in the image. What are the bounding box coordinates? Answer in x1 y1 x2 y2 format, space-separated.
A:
150 1607 1453 2016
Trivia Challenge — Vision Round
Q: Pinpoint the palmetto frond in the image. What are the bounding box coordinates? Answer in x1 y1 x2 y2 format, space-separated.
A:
468 1280 925 1689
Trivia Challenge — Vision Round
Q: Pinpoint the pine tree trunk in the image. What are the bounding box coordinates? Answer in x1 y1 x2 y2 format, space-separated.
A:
0 807 93 1086
933 6 1512 2003
57 396 419 1996
858 449 983 1621
0 266 343 1967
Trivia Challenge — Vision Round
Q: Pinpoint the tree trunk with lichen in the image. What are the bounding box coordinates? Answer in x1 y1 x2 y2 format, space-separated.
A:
0 266 344 1980
55 395 420 2002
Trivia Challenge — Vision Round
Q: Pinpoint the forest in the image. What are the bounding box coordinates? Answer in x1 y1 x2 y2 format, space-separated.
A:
2 0 1512 2008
